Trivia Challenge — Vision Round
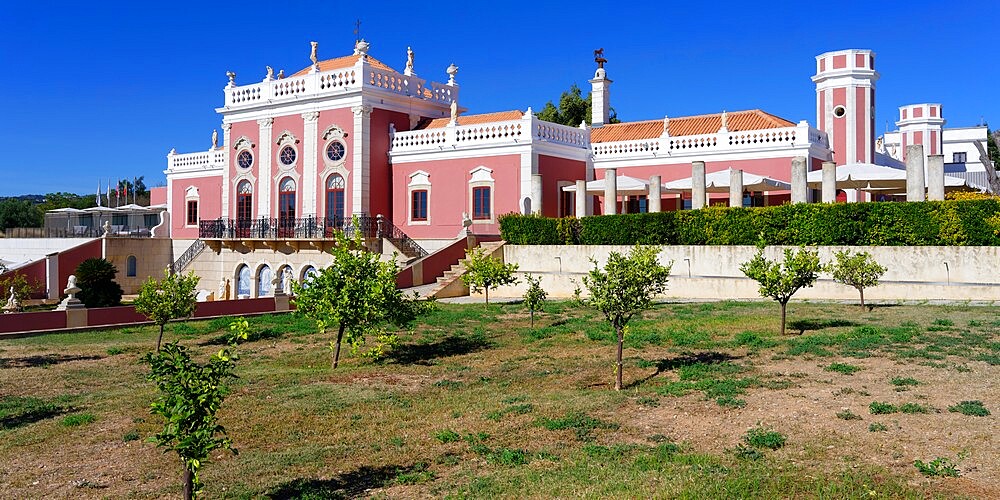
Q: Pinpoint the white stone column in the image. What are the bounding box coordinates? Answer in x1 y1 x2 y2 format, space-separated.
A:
604 169 617 215
791 156 808 204
575 180 587 217
257 118 274 217
530 174 543 215
649 175 661 213
927 154 945 201
691 161 706 210
729 169 743 208
822 161 837 203
906 145 925 202
301 112 320 216
351 105 372 215
221 123 232 218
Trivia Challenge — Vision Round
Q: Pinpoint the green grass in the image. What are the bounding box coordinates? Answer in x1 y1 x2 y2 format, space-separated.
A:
948 400 990 417
914 457 960 477
869 401 897 415
825 362 862 375
743 427 786 450
0 301 993 498
836 410 863 421
60 413 96 427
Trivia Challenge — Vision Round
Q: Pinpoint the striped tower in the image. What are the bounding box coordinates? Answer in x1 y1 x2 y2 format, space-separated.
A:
812 49 879 166
896 104 945 165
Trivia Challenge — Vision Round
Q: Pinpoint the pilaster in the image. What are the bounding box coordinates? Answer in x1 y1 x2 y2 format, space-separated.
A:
351 105 372 215
221 123 232 218
301 112 320 216
257 117 274 217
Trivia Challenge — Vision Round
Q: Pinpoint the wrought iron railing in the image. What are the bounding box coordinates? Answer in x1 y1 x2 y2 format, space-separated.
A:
171 239 206 274
197 214 427 258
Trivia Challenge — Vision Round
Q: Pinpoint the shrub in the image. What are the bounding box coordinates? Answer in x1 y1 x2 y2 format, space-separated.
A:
743 426 786 450
948 400 990 417
498 200 1000 246
869 401 897 415
914 457 960 477
74 258 123 308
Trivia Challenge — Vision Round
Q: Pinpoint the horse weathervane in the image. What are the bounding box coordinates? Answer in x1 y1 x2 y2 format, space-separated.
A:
594 48 607 69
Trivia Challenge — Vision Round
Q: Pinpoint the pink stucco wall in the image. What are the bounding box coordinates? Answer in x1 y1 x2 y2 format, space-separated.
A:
170 174 222 239
149 186 166 206
314 108 355 218
57 239 102 296
392 154 521 238
831 87 847 165
538 155 587 218
271 114 306 217
370 109 410 219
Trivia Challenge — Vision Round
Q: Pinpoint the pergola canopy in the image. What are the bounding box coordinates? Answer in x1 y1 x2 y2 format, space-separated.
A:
663 169 791 193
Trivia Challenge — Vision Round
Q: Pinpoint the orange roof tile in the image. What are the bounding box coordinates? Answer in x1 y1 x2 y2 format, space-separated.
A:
415 110 524 130
591 109 795 143
291 54 396 77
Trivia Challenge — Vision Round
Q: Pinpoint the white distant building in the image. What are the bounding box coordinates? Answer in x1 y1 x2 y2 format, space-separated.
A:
880 104 990 187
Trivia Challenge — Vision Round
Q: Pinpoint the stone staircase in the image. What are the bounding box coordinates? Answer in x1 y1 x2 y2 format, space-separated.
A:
426 240 505 299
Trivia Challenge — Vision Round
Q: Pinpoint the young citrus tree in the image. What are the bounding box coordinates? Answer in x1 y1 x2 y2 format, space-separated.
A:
827 250 886 308
522 274 548 328
292 228 421 368
740 247 821 334
134 269 200 351
461 246 519 304
145 330 244 500
584 245 672 390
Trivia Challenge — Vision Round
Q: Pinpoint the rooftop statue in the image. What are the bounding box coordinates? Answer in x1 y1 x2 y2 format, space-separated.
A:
404 46 415 76
212 129 218 149
594 48 607 69
310 41 319 66
266 66 274 80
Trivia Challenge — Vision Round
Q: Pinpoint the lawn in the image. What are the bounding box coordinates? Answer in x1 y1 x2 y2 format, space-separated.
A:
0 300 997 498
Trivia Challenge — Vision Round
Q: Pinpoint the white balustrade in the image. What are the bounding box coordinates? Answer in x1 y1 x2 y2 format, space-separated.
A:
390 115 590 153
592 123 828 160
223 60 455 109
168 149 227 172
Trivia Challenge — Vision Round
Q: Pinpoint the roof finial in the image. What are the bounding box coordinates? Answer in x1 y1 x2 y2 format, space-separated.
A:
309 41 319 72
404 46 415 76
662 115 670 136
354 19 361 41
226 70 236 87
719 110 729 132
446 63 459 85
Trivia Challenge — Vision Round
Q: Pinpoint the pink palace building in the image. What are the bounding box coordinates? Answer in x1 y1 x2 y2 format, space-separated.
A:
159 41 989 298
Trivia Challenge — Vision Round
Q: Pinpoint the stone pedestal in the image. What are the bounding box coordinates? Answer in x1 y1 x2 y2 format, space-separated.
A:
649 175 661 213
575 180 587 217
729 169 743 208
927 154 945 201
906 145 926 202
604 169 617 215
821 161 837 203
65 308 87 329
691 161 706 210
791 156 808 204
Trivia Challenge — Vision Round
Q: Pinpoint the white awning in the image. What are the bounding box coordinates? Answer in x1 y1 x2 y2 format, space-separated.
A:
663 169 791 192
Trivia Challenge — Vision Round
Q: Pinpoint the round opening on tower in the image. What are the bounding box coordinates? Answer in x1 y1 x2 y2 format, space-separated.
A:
833 105 846 118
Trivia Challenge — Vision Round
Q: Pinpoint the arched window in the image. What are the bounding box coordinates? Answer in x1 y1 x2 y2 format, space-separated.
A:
236 264 251 298
278 177 296 237
257 265 272 297
126 255 137 277
300 265 318 288
326 174 346 230
236 180 253 237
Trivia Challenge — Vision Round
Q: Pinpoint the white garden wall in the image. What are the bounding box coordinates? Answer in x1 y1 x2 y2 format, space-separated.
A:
490 245 1000 302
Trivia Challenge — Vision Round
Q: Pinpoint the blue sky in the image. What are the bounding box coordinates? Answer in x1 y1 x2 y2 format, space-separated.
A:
0 0 995 196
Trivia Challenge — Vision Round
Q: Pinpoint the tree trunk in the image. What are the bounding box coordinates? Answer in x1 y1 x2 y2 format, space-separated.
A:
485 287 490 305
183 467 194 500
780 301 787 335
530 309 534 328
156 324 165 352
615 326 624 391
332 323 345 369
858 287 866 309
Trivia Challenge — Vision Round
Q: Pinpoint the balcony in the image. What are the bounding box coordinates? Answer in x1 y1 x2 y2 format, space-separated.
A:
199 215 427 258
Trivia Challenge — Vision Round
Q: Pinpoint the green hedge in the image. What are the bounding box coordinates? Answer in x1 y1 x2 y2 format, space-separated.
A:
498 200 1000 246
